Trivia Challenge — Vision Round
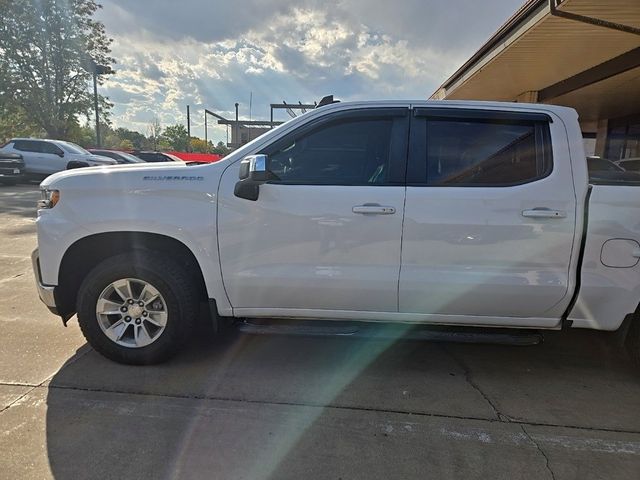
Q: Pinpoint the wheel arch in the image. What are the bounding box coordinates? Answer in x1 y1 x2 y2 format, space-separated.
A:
56 231 210 323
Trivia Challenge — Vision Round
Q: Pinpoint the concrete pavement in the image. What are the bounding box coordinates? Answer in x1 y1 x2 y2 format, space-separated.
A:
0 184 639 479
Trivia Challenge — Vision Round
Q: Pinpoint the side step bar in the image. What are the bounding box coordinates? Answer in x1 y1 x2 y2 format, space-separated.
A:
236 320 543 346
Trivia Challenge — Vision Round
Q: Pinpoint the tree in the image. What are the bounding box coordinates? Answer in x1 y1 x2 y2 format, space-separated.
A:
212 141 232 156
114 127 149 150
0 0 115 139
189 137 213 153
147 117 162 151
0 104 43 142
66 123 96 147
162 124 189 151
119 139 134 150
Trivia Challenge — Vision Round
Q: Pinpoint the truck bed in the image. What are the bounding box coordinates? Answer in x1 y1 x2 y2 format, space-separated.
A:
569 184 640 330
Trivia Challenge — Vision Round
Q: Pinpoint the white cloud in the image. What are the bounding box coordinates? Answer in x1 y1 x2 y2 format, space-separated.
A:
96 0 523 142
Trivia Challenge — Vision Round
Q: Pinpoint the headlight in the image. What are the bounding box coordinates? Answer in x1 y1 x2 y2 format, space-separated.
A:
38 189 60 209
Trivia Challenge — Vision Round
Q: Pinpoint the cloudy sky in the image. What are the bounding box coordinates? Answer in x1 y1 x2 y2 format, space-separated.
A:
96 0 523 144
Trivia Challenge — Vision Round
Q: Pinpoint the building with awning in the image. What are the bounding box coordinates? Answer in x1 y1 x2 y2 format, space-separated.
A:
431 0 640 161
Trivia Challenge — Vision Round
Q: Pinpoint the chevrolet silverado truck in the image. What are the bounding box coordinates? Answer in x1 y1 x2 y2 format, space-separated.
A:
31 100 640 365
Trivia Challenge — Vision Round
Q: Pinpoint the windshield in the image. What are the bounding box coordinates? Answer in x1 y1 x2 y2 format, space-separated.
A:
118 152 145 163
58 141 90 155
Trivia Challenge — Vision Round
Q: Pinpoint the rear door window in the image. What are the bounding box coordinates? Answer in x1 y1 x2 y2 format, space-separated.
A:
40 142 63 155
408 110 553 187
13 140 43 153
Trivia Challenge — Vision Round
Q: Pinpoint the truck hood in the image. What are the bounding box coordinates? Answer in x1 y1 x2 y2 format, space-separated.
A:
40 159 197 189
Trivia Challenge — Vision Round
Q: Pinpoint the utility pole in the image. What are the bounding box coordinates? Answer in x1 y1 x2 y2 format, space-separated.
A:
90 63 113 147
235 103 239 148
186 105 191 152
204 111 208 153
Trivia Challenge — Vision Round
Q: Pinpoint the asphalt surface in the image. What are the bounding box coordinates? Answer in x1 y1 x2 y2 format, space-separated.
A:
0 183 639 480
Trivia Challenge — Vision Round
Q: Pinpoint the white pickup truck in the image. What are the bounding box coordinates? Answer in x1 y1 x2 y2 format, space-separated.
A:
31 100 640 366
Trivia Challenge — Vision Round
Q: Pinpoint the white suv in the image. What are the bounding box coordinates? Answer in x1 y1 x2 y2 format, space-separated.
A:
1 138 116 179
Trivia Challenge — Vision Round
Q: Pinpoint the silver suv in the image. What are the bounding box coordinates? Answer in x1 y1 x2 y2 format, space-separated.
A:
0 138 116 179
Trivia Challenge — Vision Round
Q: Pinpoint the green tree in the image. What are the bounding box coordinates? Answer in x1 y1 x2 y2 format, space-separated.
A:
162 124 189 151
119 139 134 150
189 137 213 153
66 124 96 147
0 104 43 142
114 127 149 150
0 0 115 139
212 141 231 156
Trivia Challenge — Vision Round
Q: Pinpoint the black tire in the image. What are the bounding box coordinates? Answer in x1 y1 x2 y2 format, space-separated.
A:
77 251 198 365
625 317 640 370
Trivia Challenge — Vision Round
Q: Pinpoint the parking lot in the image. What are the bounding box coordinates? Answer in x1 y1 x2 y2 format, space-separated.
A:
0 183 639 479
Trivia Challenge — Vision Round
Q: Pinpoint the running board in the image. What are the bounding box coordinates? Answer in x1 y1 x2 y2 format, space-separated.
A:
236 321 543 346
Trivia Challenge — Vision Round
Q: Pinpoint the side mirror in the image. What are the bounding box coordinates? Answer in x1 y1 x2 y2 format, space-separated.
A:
56 151 65 158
234 154 278 201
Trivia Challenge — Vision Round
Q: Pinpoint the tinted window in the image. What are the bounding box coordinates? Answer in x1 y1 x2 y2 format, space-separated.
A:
41 142 63 155
136 152 161 162
587 157 623 172
58 141 89 154
265 119 393 185
424 119 552 186
621 160 640 171
119 152 144 163
13 140 42 153
605 117 640 161
92 150 119 160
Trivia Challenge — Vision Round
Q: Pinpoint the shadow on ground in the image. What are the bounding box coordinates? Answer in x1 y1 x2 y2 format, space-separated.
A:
0 184 40 219
43 326 640 479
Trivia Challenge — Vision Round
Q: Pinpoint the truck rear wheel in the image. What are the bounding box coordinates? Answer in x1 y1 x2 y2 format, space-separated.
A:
77 252 197 365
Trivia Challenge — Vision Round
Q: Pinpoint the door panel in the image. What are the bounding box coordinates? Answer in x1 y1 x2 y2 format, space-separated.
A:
218 184 406 311
218 107 409 313
33 153 59 174
400 110 577 318
38 142 66 174
12 141 40 174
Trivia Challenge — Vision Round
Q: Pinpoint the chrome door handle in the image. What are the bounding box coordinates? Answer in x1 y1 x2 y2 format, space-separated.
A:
522 208 567 219
352 204 396 215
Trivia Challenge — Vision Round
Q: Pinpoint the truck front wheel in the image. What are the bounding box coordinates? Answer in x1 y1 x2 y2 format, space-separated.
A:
77 252 198 365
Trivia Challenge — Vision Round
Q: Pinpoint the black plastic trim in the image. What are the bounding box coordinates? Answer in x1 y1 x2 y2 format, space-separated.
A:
561 185 593 328
414 107 553 123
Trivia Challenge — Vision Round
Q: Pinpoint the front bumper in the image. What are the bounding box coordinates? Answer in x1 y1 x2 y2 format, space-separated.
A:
31 248 59 314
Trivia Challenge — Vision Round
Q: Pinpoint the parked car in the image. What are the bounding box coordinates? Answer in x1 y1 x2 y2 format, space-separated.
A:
133 151 183 163
614 157 640 172
88 149 145 164
0 152 25 185
32 100 640 367
586 156 640 184
0 138 116 179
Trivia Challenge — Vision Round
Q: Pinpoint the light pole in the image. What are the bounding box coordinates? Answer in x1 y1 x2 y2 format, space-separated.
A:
91 62 113 147
186 105 191 153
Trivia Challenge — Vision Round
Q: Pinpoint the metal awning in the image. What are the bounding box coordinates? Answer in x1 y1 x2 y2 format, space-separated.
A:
431 0 640 122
